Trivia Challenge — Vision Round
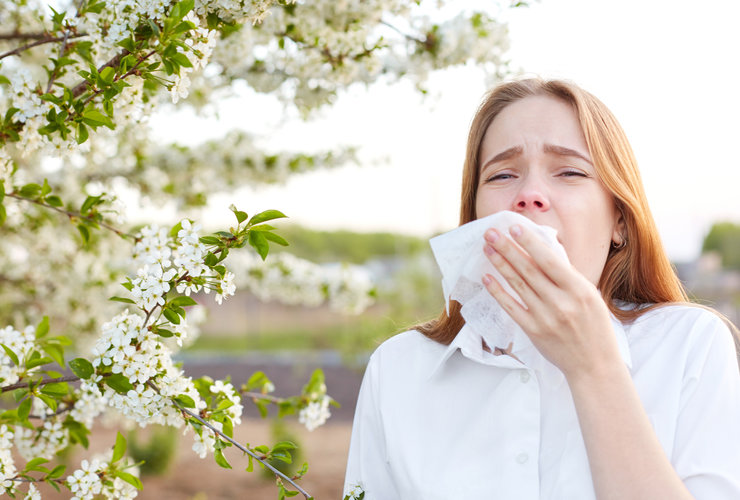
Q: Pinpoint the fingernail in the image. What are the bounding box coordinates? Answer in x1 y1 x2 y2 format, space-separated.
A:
510 225 522 238
484 244 496 256
485 229 499 244
482 274 492 286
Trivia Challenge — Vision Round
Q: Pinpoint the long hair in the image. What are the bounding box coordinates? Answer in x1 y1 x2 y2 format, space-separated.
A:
417 78 690 345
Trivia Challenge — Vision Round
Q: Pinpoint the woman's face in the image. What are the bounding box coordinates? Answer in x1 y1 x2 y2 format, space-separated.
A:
475 95 622 286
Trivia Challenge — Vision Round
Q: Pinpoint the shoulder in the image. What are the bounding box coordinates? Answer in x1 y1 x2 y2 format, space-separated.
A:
368 329 447 365
363 329 449 384
629 303 731 339
625 303 737 372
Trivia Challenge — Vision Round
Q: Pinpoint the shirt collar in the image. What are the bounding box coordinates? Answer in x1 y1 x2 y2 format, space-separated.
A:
428 313 632 379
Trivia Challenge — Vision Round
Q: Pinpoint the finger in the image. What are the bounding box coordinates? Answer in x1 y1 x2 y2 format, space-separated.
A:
506 224 576 288
484 228 555 296
483 241 541 308
481 272 536 332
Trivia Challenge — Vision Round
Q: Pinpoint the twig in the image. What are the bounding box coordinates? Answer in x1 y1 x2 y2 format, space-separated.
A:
148 381 313 499
46 30 72 93
0 34 86 61
6 192 136 240
240 391 285 405
379 19 426 44
1 375 80 393
9 476 65 484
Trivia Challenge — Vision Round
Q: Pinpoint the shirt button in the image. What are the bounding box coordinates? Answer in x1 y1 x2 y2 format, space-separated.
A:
519 371 531 383
516 453 529 464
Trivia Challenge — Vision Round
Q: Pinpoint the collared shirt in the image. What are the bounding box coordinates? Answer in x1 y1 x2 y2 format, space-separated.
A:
343 304 740 499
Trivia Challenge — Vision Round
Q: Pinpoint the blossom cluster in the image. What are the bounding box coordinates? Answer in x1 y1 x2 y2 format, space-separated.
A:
299 395 332 432
66 453 139 500
234 252 375 314
0 325 37 385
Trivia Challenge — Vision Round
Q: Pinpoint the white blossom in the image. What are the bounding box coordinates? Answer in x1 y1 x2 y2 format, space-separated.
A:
298 395 332 432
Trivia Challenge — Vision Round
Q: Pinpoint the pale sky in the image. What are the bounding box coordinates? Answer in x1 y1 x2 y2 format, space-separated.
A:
151 0 740 263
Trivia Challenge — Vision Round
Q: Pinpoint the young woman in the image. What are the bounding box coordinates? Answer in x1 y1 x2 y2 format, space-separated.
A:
344 78 740 499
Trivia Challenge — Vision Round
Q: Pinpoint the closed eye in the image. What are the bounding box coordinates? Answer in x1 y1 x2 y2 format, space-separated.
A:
559 169 588 177
484 173 516 182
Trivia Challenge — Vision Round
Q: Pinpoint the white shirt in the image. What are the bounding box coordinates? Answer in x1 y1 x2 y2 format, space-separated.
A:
343 304 740 499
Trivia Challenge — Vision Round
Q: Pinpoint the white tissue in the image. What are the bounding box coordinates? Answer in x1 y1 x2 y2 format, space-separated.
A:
429 211 569 368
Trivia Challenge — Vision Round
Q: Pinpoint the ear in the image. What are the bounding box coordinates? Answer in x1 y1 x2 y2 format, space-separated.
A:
611 206 626 246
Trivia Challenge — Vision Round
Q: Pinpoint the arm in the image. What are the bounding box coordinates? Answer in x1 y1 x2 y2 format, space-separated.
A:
481 224 694 500
344 352 400 500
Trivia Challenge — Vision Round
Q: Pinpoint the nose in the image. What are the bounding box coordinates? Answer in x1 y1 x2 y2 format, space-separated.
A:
512 177 550 213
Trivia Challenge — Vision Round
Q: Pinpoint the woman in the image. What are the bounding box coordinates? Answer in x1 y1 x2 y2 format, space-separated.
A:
343 78 740 499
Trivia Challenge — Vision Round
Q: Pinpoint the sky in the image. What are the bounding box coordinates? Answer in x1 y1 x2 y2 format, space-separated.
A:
150 0 740 263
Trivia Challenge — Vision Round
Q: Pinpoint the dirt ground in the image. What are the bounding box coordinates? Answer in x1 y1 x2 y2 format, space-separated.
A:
35 418 352 500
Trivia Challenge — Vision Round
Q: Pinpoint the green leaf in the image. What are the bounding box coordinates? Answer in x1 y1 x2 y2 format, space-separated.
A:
204 252 218 266
36 316 51 338
171 52 193 68
47 464 66 479
26 356 53 370
17 398 32 421
170 221 183 238
105 373 134 394
24 457 49 473
69 358 94 379
40 382 68 397
80 195 101 214
263 231 289 247
199 236 221 246
0 205 5 227
214 448 232 469
37 394 57 412
19 183 42 198
45 195 63 207
41 179 52 197
81 108 114 129
272 441 298 453
153 327 174 338
76 122 89 144
173 394 195 408
77 224 90 244
248 231 269 261
162 308 181 325
169 296 198 307
116 471 143 490
109 296 135 304
248 209 287 226
99 66 115 84
1 344 19 366
112 431 127 463
43 343 64 367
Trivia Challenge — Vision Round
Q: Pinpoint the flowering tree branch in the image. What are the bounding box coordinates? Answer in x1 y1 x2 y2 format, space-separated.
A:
5 191 136 240
161 382 313 500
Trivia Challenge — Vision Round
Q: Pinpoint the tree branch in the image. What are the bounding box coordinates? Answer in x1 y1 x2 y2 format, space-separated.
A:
149 381 313 499
6 192 137 240
241 391 285 405
1 375 80 393
0 33 86 61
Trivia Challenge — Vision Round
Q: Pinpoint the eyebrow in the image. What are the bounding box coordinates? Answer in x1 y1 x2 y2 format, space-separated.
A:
480 143 593 171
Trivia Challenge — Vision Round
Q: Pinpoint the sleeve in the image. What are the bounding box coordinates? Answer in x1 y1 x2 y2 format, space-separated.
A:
343 351 400 500
672 313 740 499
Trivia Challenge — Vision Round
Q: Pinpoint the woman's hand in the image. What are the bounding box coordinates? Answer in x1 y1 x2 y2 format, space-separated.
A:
481 223 622 380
